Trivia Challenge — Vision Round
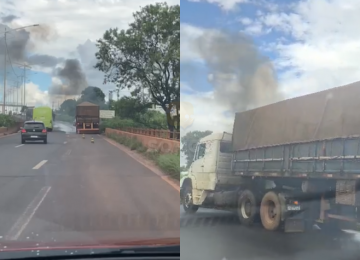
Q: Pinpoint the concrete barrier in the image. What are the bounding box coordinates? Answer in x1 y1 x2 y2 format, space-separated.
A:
106 128 180 154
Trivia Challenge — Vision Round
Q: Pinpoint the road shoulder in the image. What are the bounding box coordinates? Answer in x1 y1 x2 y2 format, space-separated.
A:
103 136 180 192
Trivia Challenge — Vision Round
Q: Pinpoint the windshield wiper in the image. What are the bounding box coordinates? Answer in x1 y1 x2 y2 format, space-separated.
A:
0 245 180 260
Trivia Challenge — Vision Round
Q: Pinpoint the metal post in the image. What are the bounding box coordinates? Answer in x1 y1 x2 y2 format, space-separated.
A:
2 27 7 114
23 65 26 106
17 81 19 113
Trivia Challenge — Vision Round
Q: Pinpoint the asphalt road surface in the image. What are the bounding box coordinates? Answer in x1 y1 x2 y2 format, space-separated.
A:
180 207 360 260
0 122 179 247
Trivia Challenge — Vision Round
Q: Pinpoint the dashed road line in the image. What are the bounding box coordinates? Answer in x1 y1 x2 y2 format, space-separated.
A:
32 160 48 170
64 141 67 144
15 144 24 148
6 186 51 240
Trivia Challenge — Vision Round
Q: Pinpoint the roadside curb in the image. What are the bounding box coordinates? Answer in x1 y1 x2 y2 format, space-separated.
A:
103 136 180 192
0 132 18 139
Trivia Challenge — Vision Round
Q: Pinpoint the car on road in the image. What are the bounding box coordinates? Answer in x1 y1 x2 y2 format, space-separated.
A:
21 121 48 144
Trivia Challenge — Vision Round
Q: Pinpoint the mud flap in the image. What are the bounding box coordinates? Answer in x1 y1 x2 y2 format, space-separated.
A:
284 212 306 232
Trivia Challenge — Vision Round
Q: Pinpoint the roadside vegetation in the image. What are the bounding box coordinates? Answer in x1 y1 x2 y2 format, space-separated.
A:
106 132 180 180
0 114 16 127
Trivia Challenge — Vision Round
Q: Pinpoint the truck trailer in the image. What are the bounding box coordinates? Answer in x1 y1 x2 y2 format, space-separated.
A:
181 81 360 233
76 101 100 134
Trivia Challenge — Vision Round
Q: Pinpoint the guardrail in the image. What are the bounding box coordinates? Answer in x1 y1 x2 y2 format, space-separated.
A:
123 127 180 141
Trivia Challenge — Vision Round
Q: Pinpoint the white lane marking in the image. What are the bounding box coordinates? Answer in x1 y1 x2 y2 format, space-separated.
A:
6 186 51 240
32 160 48 170
63 141 67 144
15 144 24 148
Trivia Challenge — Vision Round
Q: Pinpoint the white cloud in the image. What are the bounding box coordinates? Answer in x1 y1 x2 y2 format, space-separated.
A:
187 0 248 10
256 0 360 97
180 84 233 166
4 82 50 113
25 82 51 106
181 89 233 134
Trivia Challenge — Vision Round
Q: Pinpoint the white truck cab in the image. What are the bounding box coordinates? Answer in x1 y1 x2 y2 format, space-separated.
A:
181 132 245 213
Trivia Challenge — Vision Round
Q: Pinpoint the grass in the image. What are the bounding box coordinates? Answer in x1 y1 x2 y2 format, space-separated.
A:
106 133 180 180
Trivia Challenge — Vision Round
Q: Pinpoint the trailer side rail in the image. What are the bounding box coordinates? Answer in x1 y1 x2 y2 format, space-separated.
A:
232 135 360 178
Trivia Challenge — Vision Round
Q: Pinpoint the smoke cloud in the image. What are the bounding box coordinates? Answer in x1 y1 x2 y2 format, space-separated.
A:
1 15 17 23
27 54 64 67
194 30 282 112
49 59 88 95
0 18 88 96
0 23 56 64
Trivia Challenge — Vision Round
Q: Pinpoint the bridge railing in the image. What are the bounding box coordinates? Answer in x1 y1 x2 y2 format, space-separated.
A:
122 127 180 141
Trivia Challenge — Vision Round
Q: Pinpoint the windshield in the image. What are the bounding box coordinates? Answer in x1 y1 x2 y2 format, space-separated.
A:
0 1 180 258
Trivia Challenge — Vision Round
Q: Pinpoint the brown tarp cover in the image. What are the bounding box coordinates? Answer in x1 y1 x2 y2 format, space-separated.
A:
232 81 360 150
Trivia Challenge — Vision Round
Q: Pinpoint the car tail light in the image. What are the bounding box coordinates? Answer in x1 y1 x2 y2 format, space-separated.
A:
21 129 26 133
42 129 47 133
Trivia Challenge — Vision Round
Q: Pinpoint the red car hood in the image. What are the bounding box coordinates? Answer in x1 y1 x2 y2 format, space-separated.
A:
0 237 180 252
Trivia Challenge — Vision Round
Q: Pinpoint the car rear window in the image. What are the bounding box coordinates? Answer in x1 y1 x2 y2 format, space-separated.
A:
24 123 45 129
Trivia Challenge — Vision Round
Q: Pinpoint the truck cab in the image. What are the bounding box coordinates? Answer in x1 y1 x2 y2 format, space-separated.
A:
181 132 304 232
181 132 244 212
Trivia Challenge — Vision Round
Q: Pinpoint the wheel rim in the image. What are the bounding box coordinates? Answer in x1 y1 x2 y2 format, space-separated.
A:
240 199 251 218
265 200 277 221
184 192 192 208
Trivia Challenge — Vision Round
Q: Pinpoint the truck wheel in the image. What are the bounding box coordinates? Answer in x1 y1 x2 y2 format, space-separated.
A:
182 183 199 214
237 189 257 226
260 191 282 231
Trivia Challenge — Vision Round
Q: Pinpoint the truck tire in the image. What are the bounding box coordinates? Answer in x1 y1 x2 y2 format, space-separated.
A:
237 189 257 226
182 182 199 214
260 191 282 231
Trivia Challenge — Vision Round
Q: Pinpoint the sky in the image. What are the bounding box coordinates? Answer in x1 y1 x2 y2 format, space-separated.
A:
0 0 179 110
180 0 360 165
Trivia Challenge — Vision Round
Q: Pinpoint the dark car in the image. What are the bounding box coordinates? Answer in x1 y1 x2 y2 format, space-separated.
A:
21 121 48 144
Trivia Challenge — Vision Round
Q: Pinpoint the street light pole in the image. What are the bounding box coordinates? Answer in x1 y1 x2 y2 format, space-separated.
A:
2 24 39 114
2 27 6 114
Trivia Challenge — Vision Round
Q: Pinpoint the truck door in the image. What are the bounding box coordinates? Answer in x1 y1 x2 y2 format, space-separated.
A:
189 143 206 189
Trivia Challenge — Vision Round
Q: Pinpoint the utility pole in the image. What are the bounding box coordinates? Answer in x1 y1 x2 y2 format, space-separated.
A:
2 24 39 113
16 80 19 113
2 27 7 114
23 66 26 106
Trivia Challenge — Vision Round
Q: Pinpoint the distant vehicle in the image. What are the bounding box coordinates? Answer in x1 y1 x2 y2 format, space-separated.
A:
21 121 47 144
76 102 100 134
33 106 53 131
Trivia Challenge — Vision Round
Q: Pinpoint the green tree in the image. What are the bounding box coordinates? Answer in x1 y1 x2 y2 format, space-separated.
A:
60 99 77 117
181 130 213 168
95 2 180 132
112 96 168 129
79 86 106 105
114 96 152 119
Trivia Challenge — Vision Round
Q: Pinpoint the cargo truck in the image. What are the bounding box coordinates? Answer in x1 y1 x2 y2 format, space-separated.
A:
76 101 100 134
181 81 360 233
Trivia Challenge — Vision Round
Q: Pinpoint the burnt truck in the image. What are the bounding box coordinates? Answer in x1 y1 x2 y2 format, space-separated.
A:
75 102 100 134
181 81 360 233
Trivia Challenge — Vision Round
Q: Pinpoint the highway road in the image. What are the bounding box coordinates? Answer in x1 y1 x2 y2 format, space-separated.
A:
180 207 360 260
0 122 179 247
